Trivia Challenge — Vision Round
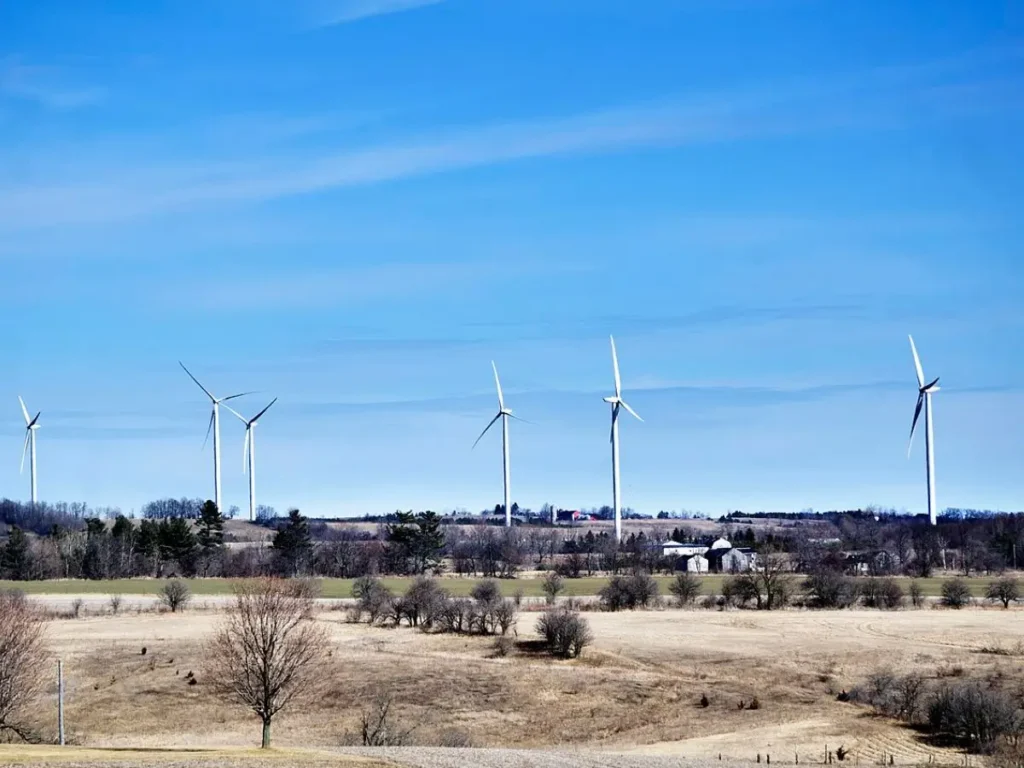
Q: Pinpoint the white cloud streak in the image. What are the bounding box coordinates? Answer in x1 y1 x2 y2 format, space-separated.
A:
0 44 1019 234
0 60 103 110
314 0 446 26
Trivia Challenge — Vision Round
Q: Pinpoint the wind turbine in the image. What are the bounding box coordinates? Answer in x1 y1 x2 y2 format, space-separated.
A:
225 399 277 522
603 336 642 543
18 397 40 504
179 362 250 513
908 335 940 526
473 362 517 527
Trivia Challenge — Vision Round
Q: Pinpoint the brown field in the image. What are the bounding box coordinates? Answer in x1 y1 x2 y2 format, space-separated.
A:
12 601 1024 767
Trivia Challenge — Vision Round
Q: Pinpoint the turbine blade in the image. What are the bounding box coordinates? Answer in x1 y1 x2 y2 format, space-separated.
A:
243 428 251 473
252 397 278 423
179 361 216 401
508 414 532 425
908 393 924 457
908 335 925 389
610 336 622 397
28 412 41 429
610 403 619 444
492 361 505 411
20 430 30 474
472 413 502 449
222 404 247 424
18 396 30 425
202 410 214 451
221 391 255 402
620 400 644 422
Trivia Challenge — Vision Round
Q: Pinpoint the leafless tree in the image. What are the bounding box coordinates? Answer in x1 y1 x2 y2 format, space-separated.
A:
0 592 48 742
205 578 331 748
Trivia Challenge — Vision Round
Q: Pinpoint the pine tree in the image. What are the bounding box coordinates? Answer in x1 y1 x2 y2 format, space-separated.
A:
197 500 225 553
158 516 199 576
0 526 32 580
272 509 312 576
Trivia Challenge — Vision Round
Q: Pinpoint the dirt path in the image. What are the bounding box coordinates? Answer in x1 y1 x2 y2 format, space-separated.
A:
336 747 756 768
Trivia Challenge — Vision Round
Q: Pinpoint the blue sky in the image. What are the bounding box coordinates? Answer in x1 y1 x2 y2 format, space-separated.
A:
2 0 1022 518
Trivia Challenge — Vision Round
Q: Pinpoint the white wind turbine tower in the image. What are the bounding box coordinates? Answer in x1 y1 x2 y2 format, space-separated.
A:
18 397 41 504
473 362 518 527
603 336 642 543
908 335 940 526
179 362 250 512
225 399 278 522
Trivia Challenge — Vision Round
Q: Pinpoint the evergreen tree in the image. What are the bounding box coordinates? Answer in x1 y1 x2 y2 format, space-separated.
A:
386 511 445 574
197 500 225 553
272 509 312 576
1 526 32 580
158 516 199 575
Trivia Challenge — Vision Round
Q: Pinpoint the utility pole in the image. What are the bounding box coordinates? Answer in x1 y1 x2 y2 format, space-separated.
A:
57 659 65 746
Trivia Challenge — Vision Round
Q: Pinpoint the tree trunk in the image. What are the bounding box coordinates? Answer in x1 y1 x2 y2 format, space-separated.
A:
262 718 271 749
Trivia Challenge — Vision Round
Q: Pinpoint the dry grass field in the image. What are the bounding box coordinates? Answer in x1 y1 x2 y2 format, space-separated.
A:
10 601 1023 767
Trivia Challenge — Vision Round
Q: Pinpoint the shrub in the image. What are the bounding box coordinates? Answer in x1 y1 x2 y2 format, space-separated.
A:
108 594 124 615
599 573 659 611
0 590 49 742
359 692 415 746
470 579 501 607
286 578 322 601
402 577 448 628
862 578 904 610
71 597 84 618
352 577 393 624
700 693 710 708
492 636 514 657
669 573 702 607
909 580 925 608
160 580 191 613
541 572 565 605
722 574 758 608
941 577 973 609
492 600 518 636
928 682 1022 753
536 609 592 658
804 570 860 609
986 576 1020 609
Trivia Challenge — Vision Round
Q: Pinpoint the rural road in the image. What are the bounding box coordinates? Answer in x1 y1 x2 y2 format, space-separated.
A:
337 747 750 768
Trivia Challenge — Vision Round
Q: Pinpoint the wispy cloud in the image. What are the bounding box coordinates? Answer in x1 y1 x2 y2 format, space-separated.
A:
1 44 1020 233
174 259 588 310
0 59 103 110
313 0 445 26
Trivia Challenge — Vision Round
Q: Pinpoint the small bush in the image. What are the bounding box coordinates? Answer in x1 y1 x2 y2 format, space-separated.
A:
492 636 514 657
599 573 659 611
159 580 191 613
669 573 702 607
541 572 565 605
286 578 322 601
804 569 860 609
941 577 973 609
700 693 710 708
470 579 501 607
353 576 394 624
359 692 415 747
492 600 518 636
986 576 1020 609
108 594 123 615
928 682 1022 753
748 696 761 710
536 609 592 658
909 580 925 608
71 598 84 618
861 578 904 610
402 577 448 628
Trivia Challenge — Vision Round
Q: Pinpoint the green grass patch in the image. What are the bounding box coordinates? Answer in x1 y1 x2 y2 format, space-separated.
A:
0 574 1001 599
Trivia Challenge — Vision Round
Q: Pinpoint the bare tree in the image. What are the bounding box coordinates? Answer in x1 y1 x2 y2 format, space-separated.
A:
159 580 191 612
205 578 331 748
0 592 48 742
